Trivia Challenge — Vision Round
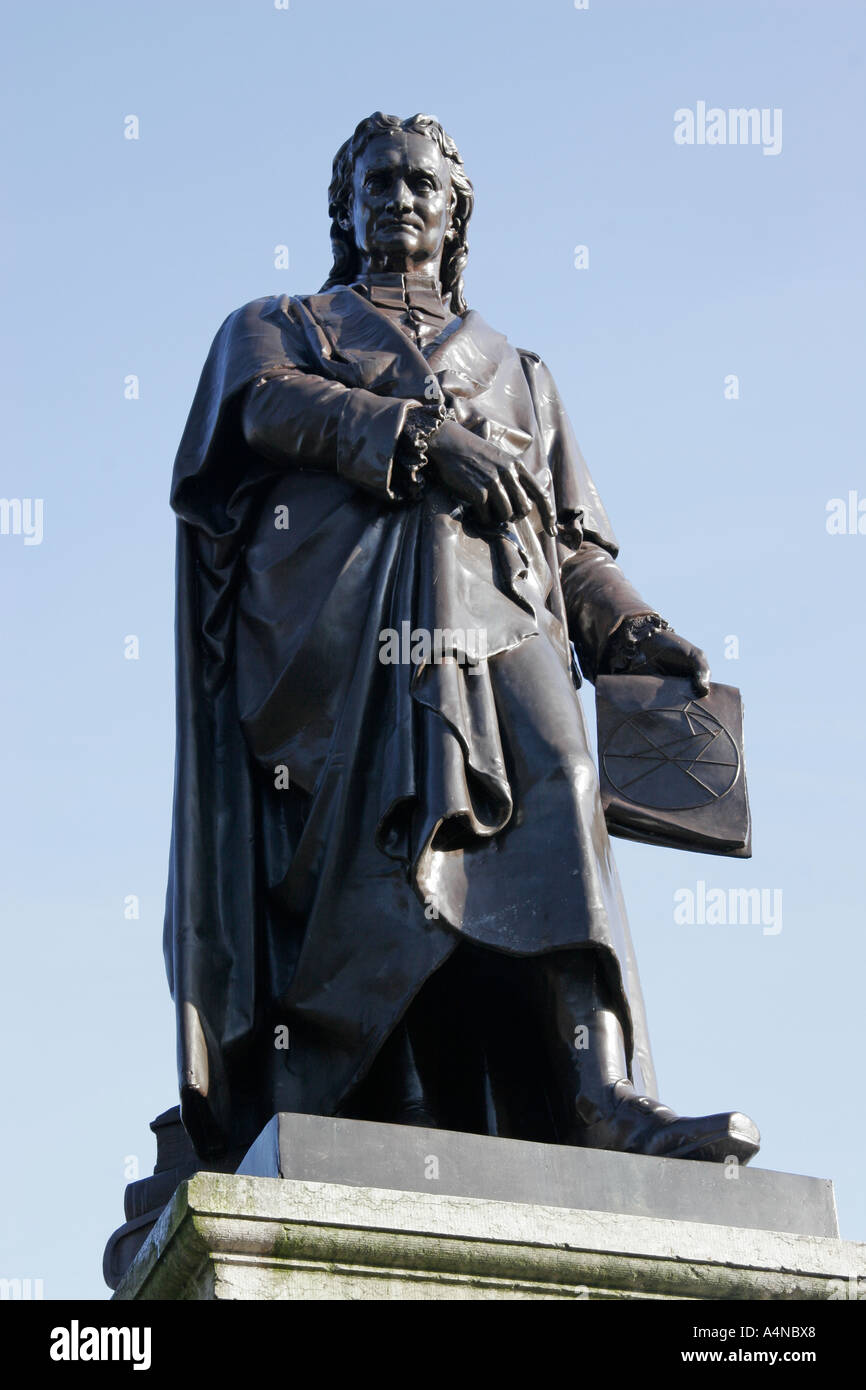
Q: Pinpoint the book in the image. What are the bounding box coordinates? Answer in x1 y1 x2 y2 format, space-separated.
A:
595 675 751 857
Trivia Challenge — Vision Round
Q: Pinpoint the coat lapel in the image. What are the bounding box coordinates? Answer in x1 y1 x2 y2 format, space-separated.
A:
427 309 505 396
299 287 436 399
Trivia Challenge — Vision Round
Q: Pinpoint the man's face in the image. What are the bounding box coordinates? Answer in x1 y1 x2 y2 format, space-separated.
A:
347 132 453 276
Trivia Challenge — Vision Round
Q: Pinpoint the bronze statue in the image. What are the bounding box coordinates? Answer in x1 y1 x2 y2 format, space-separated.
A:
164 112 759 1166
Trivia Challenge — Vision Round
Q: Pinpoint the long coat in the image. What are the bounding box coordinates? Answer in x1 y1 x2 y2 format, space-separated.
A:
165 287 660 1157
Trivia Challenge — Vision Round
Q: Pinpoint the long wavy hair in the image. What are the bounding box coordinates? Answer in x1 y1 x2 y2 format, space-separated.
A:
321 112 474 315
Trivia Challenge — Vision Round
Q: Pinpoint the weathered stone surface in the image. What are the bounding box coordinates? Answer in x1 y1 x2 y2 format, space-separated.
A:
237 1112 839 1238
114 1172 866 1302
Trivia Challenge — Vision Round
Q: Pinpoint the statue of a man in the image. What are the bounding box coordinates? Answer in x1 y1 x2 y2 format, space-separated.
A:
164 112 759 1167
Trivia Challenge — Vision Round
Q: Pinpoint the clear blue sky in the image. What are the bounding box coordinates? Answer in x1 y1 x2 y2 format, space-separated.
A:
1 0 863 1299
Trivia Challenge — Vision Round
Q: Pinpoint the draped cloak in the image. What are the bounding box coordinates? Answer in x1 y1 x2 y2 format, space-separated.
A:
164 287 661 1157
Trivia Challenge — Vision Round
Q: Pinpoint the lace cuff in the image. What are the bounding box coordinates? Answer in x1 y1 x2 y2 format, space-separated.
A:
394 403 457 498
602 614 671 674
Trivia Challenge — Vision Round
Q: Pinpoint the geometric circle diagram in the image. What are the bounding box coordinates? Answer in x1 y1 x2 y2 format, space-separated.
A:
602 701 740 811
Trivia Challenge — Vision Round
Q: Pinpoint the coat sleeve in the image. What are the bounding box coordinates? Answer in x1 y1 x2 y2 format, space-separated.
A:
559 541 660 683
241 370 415 501
519 351 660 682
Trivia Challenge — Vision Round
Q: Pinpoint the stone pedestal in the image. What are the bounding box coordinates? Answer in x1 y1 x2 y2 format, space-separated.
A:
114 1172 865 1301
113 1115 865 1301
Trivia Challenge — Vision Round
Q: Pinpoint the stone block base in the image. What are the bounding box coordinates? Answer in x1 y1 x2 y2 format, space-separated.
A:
114 1172 866 1301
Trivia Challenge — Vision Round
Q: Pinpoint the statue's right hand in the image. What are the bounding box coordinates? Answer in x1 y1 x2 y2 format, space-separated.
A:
427 419 554 533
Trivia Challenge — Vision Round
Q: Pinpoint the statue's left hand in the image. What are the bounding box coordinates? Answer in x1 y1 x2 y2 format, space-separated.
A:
632 628 711 697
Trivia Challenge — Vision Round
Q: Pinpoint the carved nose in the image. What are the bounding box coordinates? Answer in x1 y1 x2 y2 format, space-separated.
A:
385 181 412 213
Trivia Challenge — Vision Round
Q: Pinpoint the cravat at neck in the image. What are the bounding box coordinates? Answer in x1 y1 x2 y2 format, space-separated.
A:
353 271 450 322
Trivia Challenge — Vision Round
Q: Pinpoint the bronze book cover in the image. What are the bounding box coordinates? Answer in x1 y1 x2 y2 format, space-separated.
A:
595 676 751 858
